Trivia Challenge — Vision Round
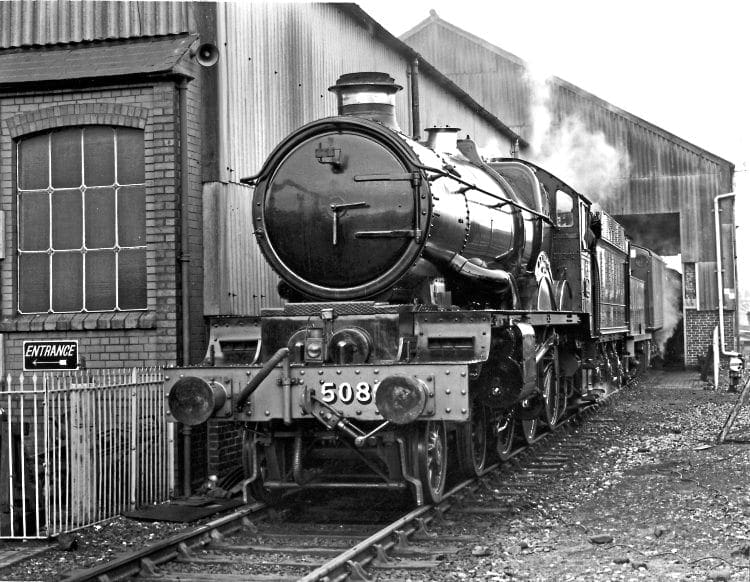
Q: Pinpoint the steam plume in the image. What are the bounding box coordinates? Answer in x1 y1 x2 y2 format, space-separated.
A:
654 268 683 357
523 66 629 203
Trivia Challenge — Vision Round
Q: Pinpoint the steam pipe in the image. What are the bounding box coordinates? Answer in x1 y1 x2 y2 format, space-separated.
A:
410 58 420 141
714 192 739 357
236 347 290 412
448 255 519 308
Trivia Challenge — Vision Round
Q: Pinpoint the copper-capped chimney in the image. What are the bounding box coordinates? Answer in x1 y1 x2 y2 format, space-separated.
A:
328 72 402 131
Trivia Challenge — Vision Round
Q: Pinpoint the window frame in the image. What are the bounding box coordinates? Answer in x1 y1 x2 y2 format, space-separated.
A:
16 125 147 315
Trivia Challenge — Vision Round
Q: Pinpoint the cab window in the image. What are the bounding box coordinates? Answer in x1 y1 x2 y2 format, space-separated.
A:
556 189 574 227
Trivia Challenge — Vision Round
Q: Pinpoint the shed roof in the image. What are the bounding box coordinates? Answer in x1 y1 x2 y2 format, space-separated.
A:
0 33 196 88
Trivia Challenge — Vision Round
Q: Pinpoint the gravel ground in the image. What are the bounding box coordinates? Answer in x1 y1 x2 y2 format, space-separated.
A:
2 369 750 581
426 370 750 582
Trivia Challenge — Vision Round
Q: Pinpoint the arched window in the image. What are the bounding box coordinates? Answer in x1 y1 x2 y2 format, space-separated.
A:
17 126 146 313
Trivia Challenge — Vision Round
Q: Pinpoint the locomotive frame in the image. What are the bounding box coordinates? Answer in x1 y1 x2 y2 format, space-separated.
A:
165 72 666 505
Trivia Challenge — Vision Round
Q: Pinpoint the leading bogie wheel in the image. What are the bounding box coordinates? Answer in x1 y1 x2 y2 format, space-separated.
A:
457 403 489 477
416 420 448 504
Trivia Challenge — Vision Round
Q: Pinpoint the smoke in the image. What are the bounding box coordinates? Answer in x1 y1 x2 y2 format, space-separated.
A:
523 65 629 203
478 139 513 161
654 267 684 357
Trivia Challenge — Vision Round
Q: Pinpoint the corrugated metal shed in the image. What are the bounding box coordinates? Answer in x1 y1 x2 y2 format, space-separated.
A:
402 12 734 264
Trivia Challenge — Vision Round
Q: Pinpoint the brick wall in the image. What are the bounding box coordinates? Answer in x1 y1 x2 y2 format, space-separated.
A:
0 76 206 370
684 309 736 367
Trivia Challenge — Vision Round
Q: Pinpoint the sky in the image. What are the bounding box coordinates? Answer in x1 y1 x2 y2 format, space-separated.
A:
356 0 749 286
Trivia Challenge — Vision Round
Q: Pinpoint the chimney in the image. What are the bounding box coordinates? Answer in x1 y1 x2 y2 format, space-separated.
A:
329 72 402 131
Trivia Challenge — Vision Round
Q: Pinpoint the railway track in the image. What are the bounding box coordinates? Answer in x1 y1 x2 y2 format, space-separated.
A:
60 385 623 582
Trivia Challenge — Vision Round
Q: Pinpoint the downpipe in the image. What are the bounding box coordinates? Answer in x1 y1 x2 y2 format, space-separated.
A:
178 78 191 365
714 192 739 359
714 192 744 390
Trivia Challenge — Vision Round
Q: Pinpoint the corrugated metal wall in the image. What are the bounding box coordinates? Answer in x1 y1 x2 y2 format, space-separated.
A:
0 0 192 47
405 23 531 140
203 181 282 315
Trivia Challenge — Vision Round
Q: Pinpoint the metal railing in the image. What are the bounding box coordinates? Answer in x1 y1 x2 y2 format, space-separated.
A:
0 368 174 539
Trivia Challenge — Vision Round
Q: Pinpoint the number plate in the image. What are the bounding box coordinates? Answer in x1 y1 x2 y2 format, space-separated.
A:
319 380 376 406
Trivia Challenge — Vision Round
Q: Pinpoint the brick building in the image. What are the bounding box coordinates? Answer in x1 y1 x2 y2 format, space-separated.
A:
0 34 205 372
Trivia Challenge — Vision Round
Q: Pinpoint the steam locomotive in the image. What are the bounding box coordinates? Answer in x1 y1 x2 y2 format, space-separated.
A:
166 72 665 505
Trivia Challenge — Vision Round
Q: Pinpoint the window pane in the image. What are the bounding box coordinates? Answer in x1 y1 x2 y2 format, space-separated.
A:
118 186 145 246
556 190 574 227
86 250 116 311
51 129 82 188
19 254 49 313
118 249 146 309
51 189 82 249
84 127 115 186
116 128 145 185
18 192 49 251
51 252 82 312
85 187 115 248
18 134 49 190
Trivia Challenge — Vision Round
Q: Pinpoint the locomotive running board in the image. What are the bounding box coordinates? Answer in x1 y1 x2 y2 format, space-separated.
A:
490 311 582 327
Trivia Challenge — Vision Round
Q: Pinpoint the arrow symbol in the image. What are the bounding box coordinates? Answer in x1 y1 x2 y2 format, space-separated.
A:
33 359 67 366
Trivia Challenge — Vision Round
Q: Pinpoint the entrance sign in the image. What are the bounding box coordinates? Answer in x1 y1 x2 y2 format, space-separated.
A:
23 340 79 371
